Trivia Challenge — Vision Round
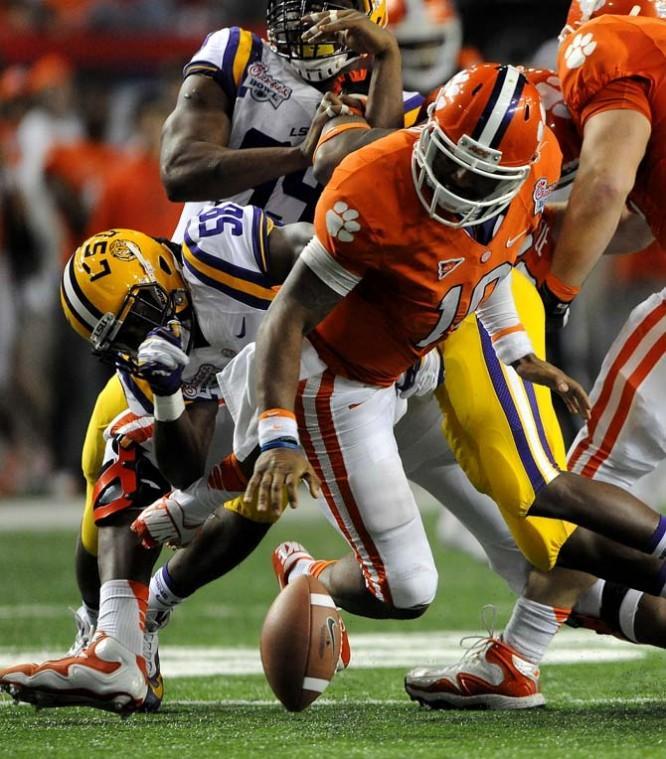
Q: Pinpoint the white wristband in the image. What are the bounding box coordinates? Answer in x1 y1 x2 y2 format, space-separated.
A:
153 390 186 422
258 411 299 447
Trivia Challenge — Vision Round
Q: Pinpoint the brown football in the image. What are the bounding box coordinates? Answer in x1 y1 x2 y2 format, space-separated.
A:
260 574 342 712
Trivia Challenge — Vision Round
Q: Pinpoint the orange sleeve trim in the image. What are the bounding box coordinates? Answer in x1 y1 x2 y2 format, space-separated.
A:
581 77 652 127
315 121 371 153
545 271 580 302
259 408 297 421
491 325 526 343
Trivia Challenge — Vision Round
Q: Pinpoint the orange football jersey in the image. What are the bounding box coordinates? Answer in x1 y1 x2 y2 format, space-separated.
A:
558 15 666 245
306 126 562 386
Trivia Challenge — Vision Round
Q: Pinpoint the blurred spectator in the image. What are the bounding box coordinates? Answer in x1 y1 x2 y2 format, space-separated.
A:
86 91 183 238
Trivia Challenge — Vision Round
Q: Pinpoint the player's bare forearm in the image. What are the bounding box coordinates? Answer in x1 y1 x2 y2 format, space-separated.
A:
154 399 217 489
550 109 650 288
364 42 404 129
255 259 343 413
161 74 309 201
313 122 392 184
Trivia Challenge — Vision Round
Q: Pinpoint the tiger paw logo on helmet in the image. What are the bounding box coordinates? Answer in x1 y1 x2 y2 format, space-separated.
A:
564 32 597 69
326 201 361 243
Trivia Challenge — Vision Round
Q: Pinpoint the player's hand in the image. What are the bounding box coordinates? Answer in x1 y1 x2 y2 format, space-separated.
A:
244 448 321 515
135 319 189 396
513 353 591 419
538 280 572 332
301 9 397 57
396 348 445 399
299 92 360 163
131 493 207 549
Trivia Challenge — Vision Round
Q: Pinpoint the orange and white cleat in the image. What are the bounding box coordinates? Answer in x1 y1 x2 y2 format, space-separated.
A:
271 541 351 670
404 636 545 710
0 632 149 714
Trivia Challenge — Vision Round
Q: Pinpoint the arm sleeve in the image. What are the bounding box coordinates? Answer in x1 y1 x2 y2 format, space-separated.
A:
580 77 652 126
183 27 262 101
477 275 534 365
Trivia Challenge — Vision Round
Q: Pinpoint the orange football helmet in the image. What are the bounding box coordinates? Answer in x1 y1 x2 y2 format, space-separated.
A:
387 0 462 93
560 0 660 40
412 63 544 227
523 67 581 188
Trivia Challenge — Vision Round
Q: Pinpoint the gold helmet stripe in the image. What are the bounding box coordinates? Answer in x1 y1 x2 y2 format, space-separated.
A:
61 257 103 332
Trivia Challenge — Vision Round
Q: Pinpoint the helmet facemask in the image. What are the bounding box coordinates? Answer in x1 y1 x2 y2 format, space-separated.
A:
91 283 190 374
412 105 532 228
267 0 366 82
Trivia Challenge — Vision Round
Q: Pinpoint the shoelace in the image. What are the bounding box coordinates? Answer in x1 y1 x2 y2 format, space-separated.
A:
450 604 499 668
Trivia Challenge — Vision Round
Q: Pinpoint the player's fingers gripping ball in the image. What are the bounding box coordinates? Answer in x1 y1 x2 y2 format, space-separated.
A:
136 319 189 396
396 348 445 399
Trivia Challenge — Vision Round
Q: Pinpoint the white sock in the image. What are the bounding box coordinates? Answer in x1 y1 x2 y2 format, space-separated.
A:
287 557 315 584
96 580 147 658
502 597 570 664
147 565 184 627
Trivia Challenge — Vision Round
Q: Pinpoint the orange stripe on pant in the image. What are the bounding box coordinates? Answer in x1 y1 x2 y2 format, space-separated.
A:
296 372 392 605
579 333 666 479
568 300 666 471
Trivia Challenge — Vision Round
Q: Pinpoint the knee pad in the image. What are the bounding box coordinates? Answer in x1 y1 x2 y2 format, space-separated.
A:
388 561 438 612
92 441 170 525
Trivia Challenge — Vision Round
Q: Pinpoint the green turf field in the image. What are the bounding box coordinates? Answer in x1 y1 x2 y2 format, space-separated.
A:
1 510 665 758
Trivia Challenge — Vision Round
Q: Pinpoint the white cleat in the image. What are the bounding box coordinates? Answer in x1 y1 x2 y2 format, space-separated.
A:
405 636 545 710
0 632 148 714
131 493 208 548
66 605 97 657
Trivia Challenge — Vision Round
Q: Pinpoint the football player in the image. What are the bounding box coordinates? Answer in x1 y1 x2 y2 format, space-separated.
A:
387 0 482 95
240 63 666 639
0 206 312 713
65 0 410 691
411 0 666 710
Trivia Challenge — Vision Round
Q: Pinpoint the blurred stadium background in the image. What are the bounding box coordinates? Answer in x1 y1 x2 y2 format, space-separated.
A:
1 0 666 501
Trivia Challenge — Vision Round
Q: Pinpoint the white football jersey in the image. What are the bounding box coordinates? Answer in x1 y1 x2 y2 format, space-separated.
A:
120 202 275 416
172 27 322 242
171 27 426 242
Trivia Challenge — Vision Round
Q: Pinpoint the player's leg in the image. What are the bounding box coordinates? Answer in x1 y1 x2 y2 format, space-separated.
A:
529 289 666 552
395 394 531 595
278 372 438 620
68 375 128 655
0 438 168 712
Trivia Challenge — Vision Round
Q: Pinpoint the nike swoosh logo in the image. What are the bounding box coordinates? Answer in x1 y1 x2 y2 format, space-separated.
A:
235 317 246 339
326 616 337 648
505 229 529 248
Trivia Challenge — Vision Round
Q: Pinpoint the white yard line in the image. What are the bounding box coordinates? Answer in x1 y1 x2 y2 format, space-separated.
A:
0 628 646 676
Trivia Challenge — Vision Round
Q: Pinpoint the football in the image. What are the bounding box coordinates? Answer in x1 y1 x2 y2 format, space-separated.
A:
260 574 342 712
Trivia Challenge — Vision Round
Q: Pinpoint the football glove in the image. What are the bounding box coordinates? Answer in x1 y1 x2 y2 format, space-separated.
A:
136 319 189 396
396 348 445 399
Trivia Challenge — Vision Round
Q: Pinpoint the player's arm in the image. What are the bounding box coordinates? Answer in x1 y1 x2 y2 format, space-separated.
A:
245 256 346 513
547 104 651 293
161 74 311 202
477 275 590 418
133 320 218 488
313 119 392 185
303 9 403 129
153 399 218 489
266 222 315 283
